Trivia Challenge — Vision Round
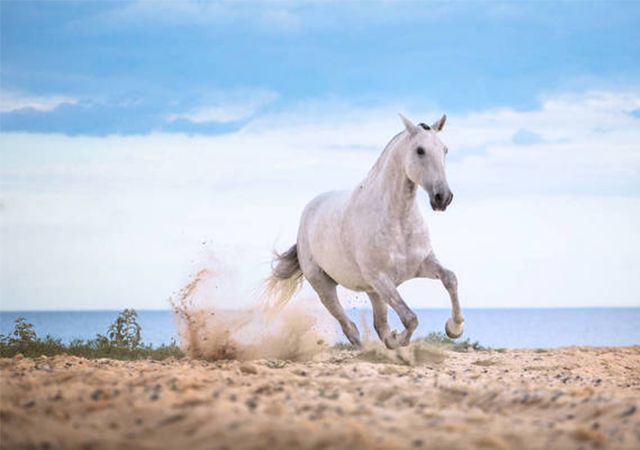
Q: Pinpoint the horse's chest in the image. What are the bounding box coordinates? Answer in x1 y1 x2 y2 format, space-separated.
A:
384 226 429 283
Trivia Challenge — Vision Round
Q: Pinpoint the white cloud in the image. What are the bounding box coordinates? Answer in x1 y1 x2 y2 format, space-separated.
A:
444 90 640 196
167 89 279 124
1 89 639 310
0 90 77 113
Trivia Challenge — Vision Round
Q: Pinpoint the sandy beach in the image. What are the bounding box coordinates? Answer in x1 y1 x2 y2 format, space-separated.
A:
1 346 639 450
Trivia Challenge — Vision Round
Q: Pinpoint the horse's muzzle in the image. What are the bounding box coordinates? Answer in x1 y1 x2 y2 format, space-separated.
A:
431 190 453 211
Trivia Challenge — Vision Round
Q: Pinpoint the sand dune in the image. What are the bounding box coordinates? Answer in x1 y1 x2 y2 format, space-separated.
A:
1 346 639 450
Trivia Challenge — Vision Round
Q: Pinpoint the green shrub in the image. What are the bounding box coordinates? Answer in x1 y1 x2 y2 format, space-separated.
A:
12 317 37 344
421 331 485 352
105 308 142 349
0 310 183 360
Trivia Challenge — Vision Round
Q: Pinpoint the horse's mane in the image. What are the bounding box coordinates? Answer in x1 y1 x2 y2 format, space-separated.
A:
362 130 405 185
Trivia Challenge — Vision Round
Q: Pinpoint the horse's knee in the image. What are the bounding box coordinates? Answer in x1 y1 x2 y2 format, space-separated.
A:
440 268 457 290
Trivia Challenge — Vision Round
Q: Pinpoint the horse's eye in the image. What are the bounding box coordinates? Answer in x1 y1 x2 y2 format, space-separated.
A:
416 147 425 156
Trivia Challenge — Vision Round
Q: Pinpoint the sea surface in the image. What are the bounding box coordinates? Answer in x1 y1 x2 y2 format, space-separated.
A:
0 308 638 349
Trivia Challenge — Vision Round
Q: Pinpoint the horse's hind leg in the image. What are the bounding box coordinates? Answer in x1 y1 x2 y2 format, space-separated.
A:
419 253 465 338
301 261 361 347
311 273 361 347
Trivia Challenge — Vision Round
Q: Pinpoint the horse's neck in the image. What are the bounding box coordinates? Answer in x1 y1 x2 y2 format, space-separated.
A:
361 136 418 220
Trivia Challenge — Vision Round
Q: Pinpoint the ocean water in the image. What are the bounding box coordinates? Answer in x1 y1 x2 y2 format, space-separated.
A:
0 308 638 349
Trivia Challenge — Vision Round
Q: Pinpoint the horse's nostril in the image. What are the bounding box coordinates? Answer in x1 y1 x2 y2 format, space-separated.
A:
435 193 443 203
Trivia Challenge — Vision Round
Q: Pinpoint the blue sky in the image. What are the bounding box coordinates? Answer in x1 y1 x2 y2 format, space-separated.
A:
1 1 639 311
2 1 639 135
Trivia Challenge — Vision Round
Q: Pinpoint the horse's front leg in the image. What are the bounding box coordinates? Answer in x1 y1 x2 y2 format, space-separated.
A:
367 275 418 349
366 291 392 345
419 253 464 338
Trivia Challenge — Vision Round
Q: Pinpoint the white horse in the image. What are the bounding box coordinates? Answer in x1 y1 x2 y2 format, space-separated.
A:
265 114 464 349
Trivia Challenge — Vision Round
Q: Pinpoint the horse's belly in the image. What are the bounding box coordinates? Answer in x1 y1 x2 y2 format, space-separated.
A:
321 257 369 291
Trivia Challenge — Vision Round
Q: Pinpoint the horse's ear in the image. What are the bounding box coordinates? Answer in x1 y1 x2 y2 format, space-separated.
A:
399 113 419 135
431 114 447 132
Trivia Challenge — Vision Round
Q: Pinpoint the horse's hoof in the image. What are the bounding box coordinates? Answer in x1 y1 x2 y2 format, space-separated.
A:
399 330 412 347
383 331 402 349
445 318 464 339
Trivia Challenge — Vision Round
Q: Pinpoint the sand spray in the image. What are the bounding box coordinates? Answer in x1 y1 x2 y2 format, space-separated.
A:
170 257 337 361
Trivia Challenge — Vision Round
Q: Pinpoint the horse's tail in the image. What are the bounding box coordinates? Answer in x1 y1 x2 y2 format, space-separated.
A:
262 244 304 312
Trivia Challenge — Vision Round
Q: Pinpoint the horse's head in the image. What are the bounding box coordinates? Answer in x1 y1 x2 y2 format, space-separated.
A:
399 113 452 211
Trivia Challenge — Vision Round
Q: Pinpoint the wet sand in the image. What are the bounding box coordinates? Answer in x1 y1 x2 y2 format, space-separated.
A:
1 346 639 450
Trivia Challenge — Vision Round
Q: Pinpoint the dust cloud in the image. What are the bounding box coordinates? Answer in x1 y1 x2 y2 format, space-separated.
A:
171 265 334 361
